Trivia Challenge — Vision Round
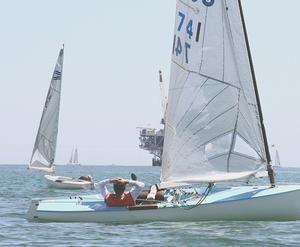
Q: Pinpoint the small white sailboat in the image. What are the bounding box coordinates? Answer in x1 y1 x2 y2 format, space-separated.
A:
67 148 80 166
274 150 281 167
28 47 92 190
28 47 64 174
27 1 300 222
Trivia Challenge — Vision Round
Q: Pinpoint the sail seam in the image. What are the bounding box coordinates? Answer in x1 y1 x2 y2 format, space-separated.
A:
193 103 237 136
238 111 263 156
235 131 263 160
172 60 240 90
197 130 233 148
184 85 231 131
226 90 241 172
176 78 209 128
178 0 198 13
170 104 237 165
190 130 233 157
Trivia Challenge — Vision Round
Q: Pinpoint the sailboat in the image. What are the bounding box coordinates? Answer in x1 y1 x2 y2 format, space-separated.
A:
28 47 64 174
274 150 281 167
27 1 300 222
28 46 92 189
67 148 80 166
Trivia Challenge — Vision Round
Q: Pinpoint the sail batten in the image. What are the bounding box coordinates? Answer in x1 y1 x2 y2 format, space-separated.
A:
161 0 269 184
29 48 64 173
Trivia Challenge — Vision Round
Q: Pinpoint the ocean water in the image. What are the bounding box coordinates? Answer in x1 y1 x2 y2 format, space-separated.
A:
1 165 300 247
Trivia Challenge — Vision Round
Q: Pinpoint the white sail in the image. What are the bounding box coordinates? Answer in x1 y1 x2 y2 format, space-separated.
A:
73 148 79 164
29 48 64 173
161 0 268 185
275 150 281 167
68 148 74 164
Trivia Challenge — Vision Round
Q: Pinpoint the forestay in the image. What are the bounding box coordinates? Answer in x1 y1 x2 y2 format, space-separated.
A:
29 48 64 173
161 0 268 185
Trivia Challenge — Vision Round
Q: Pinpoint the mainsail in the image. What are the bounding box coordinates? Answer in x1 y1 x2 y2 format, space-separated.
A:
73 148 79 164
161 0 272 185
68 148 74 164
68 147 79 165
28 47 64 173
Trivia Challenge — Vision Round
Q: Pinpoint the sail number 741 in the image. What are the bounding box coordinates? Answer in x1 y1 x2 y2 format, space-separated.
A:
173 11 201 64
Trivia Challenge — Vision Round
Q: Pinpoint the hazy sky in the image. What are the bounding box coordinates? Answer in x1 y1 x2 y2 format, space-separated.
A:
0 0 300 166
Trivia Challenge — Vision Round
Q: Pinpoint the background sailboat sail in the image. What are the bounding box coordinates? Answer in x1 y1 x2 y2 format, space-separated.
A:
161 0 272 185
73 148 79 164
68 148 74 164
28 48 64 173
68 147 79 165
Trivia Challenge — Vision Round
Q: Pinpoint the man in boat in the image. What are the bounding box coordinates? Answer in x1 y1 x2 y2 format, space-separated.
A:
78 175 93 182
95 178 144 207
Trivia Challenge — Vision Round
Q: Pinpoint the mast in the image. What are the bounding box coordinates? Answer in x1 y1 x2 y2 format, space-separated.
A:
237 0 275 187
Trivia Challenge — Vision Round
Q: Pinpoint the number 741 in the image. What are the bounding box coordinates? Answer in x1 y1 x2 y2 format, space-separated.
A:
173 35 191 64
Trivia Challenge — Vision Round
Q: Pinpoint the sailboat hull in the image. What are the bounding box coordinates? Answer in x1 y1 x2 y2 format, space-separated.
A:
27 185 300 222
44 175 92 189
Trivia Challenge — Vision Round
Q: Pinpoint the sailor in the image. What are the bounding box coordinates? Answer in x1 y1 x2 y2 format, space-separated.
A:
78 175 93 182
96 178 145 207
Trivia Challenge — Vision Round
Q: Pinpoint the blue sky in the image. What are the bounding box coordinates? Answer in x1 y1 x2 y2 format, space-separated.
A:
0 0 300 166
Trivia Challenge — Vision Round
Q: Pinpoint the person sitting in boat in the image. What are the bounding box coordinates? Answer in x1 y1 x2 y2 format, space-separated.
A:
78 175 93 182
96 178 144 207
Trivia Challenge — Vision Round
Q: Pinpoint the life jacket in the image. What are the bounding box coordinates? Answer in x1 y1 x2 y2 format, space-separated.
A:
105 192 136 207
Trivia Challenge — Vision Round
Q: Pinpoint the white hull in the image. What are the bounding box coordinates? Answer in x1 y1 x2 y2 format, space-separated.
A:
28 185 300 222
44 175 92 189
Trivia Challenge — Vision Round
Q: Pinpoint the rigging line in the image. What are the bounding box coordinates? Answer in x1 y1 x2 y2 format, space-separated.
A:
172 59 240 90
227 90 241 172
175 78 209 129
183 183 214 210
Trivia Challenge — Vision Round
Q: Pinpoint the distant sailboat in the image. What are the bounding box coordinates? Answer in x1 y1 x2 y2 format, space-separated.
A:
28 47 64 173
28 46 92 189
274 150 281 167
67 148 80 166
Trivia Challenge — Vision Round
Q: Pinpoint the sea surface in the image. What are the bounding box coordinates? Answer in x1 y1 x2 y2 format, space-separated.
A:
1 165 300 247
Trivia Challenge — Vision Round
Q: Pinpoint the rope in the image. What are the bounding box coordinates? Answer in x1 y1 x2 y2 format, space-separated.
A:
179 182 214 210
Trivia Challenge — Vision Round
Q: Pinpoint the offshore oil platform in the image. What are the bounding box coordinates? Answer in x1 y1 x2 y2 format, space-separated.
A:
138 71 167 166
